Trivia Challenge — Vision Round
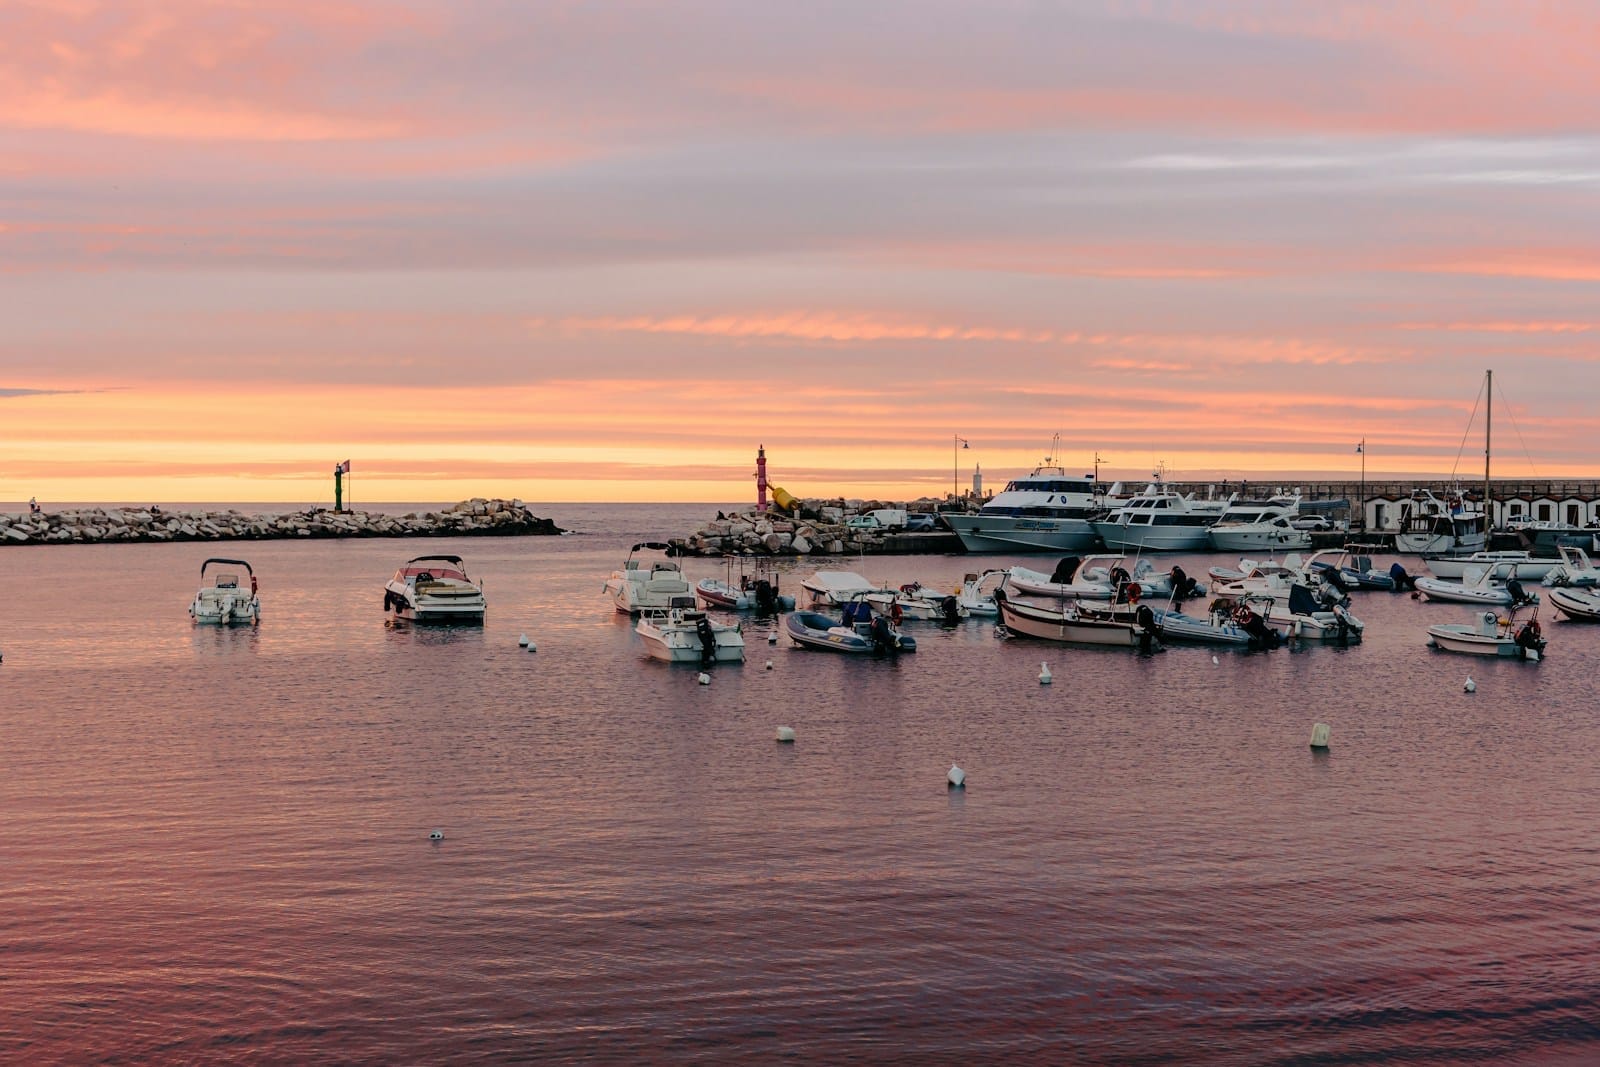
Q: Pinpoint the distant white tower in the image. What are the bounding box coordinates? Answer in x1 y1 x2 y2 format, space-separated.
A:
972 464 983 500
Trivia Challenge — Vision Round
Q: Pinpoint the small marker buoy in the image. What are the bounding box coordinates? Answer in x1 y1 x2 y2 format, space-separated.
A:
947 764 966 789
768 633 778 644
526 640 537 652
429 829 444 841
518 633 529 647
697 672 711 685
1309 722 1331 750
775 725 796 743
1039 662 1052 685
765 659 774 670
1464 676 1476 693
1211 654 1219 665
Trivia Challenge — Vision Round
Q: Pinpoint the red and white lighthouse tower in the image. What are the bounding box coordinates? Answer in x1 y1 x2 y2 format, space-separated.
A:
755 444 769 510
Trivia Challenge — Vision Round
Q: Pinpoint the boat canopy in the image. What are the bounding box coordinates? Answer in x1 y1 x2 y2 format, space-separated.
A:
630 541 673 552
199 557 253 576
406 554 465 565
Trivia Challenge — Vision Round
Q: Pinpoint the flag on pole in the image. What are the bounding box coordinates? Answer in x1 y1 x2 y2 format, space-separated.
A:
336 460 351 474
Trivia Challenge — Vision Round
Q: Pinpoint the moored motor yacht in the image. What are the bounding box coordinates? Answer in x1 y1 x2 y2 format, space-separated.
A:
861 582 968 622
1007 553 1205 602
1207 494 1312 552
993 585 1162 649
1422 550 1559 582
605 542 691 615
190 557 260 625
636 598 746 663
1091 472 1232 552
1391 488 1487 555
943 438 1104 553
384 554 486 623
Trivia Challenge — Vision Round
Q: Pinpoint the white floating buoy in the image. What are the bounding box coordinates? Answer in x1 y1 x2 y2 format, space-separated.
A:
526 640 537 652
1309 723 1331 750
1039 662 1052 685
697 672 711 685
775 725 796 743
1464 675 1476 693
1211 654 1219 665
429 829 443 841
768 633 778 644
765 659 774 670
947 764 966 789
518 633 529 647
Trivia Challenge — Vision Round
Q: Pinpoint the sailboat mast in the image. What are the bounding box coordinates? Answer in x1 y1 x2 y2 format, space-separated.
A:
1484 369 1492 536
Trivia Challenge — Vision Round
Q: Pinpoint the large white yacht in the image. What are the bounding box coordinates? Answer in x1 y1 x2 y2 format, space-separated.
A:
384 554 487 623
1207 493 1312 553
604 542 692 615
944 447 1103 554
1091 472 1233 552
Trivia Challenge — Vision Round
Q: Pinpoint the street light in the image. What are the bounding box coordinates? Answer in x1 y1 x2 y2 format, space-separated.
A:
954 435 969 501
1355 439 1366 533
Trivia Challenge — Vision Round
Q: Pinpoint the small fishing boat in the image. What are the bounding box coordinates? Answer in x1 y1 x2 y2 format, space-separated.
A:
1547 586 1600 622
1308 546 1399 591
798 569 880 609
636 600 746 663
694 558 795 612
604 542 691 615
784 599 916 654
384 554 486 623
956 568 1009 617
1541 545 1600 589
189 558 260 625
994 587 1162 649
1008 554 1205 602
1415 561 1541 607
1427 606 1546 659
1255 584 1363 643
861 582 968 623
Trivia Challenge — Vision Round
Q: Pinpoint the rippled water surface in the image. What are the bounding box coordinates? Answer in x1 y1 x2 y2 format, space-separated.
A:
4 503 1599 1064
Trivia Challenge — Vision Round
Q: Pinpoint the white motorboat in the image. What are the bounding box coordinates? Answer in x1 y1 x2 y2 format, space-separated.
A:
1548 586 1600 622
1207 494 1312 552
1428 606 1546 658
1392 488 1487 555
861 582 968 622
1245 583 1363 642
994 587 1162 649
189 557 260 625
636 600 746 663
1541 545 1600 589
1208 557 1303 603
1091 471 1232 552
798 569 880 609
1415 561 1541 607
956 568 1009 617
604 542 691 615
1422 550 1559 582
943 439 1104 553
694 558 795 612
1007 554 1205 602
384 554 486 623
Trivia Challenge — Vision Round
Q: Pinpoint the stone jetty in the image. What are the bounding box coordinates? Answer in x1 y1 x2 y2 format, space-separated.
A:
0 498 562 546
672 499 954 557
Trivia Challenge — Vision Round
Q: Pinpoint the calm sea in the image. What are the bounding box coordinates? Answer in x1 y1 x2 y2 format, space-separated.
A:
3 502 1598 1065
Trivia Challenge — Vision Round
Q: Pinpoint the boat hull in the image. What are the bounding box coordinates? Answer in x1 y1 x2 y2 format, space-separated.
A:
190 594 260 625
1548 587 1600 622
944 514 1101 554
997 597 1146 647
1414 579 1524 606
1422 553 1558 581
636 619 746 663
1092 522 1214 553
385 580 485 623
784 611 916 654
1427 625 1542 658
1208 528 1312 552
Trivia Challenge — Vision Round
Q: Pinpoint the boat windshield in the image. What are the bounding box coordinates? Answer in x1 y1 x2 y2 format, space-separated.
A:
399 563 467 581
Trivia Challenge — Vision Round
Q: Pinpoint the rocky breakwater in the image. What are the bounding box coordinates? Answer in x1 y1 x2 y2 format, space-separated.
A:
672 500 951 557
0 498 562 546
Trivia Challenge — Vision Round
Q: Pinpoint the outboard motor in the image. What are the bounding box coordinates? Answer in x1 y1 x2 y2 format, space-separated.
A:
940 595 961 624
752 578 778 614
1323 567 1353 595
1389 562 1416 592
1507 578 1530 606
1050 556 1081 584
1169 564 1196 600
869 614 897 656
1238 608 1280 650
1515 618 1544 659
695 615 717 664
1134 604 1162 653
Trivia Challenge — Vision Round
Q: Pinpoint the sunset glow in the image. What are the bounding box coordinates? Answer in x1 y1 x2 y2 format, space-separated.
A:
3 1 1597 504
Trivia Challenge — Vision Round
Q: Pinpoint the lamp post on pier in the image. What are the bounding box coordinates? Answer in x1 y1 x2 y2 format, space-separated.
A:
1355 439 1366 533
953 435 969 502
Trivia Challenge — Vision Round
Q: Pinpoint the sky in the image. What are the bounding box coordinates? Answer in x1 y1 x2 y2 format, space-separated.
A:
3 0 1599 505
